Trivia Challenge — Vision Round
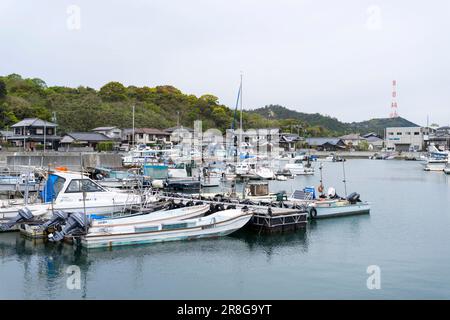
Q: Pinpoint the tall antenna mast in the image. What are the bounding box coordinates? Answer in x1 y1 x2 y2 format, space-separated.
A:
132 105 135 148
390 80 399 118
239 72 243 155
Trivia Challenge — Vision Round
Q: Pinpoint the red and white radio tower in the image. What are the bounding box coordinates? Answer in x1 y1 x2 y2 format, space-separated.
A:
390 80 399 118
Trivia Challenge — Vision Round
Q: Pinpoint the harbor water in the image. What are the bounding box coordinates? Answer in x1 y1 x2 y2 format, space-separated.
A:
1 159 449 299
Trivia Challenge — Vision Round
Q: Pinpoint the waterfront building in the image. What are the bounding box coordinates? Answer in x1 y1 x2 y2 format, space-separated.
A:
305 137 346 151
59 132 113 151
424 126 450 150
7 118 60 150
280 133 302 151
385 127 430 151
339 133 367 148
122 128 171 146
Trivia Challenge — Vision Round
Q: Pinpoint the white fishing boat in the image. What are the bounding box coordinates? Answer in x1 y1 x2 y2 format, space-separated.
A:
423 158 447 171
287 162 369 219
88 204 210 233
78 208 253 248
322 153 346 162
288 188 370 219
0 170 143 226
444 158 450 175
284 159 315 175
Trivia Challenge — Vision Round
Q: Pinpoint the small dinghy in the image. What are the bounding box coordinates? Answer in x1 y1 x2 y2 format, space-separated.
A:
78 208 253 248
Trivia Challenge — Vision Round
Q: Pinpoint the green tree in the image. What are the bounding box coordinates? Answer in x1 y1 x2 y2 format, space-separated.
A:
99 82 128 102
0 80 6 100
358 140 370 151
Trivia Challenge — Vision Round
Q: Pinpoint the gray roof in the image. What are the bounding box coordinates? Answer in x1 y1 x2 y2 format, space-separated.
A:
339 133 365 140
92 126 119 131
63 132 112 142
366 136 383 142
305 137 344 146
0 131 13 137
11 118 58 128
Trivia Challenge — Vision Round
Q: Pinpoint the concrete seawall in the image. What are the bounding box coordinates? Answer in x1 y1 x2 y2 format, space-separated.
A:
4 152 123 170
302 150 424 159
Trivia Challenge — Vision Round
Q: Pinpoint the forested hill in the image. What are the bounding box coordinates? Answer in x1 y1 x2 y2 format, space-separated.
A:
0 74 418 137
250 105 419 136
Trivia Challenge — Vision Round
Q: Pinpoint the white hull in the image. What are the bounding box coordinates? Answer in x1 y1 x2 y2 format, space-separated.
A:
310 202 370 219
423 163 446 171
0 197 142 224
81 210 253 248
89 205 210 233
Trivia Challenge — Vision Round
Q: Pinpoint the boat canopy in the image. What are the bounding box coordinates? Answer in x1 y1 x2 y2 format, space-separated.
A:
40 174 65 203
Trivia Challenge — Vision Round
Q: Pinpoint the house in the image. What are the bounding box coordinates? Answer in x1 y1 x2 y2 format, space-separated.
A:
365 136 384 150
362 132 382 139
122 128 171 146
7 118 60 150
59 132 113 150
91 126 122 140
280 133 302 151
425 126 450 150
164 126 194 144
305 137 346 151
339 133 367 148
385 127 426 151
0 130 13 142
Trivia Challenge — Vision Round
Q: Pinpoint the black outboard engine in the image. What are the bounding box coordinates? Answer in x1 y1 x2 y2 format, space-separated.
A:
48 212 88 242
41 211 69 230
0 208 34 231
346 192 361 204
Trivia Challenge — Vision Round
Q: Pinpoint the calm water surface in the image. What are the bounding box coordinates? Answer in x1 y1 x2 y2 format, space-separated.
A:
1 159 449 299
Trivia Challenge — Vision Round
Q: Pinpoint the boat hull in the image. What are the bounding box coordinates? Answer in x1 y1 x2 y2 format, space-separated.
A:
81 213 252 249
310 202 370 219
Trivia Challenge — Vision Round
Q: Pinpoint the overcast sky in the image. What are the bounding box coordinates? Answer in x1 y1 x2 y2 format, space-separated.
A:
1 0 449 125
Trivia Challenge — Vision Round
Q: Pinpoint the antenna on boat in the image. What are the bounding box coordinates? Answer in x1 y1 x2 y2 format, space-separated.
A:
342 161 347 197
239 72 243 157
80 153 88 235
319 162 324 194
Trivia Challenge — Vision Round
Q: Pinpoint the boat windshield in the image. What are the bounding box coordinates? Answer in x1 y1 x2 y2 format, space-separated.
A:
40 174 66 202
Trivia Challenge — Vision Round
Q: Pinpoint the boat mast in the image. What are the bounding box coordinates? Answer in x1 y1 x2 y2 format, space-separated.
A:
239 73 243 159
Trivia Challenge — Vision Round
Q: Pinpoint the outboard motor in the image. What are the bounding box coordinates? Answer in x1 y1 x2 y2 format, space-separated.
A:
0 208 34 231
48 212 88 242
346 192 361 204
41 211 69 230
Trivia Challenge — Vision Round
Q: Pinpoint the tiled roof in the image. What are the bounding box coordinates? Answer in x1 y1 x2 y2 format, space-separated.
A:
11 118 57 128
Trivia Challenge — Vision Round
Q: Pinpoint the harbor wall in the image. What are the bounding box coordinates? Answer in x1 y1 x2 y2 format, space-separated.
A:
4 152 123 170
301 150 423 159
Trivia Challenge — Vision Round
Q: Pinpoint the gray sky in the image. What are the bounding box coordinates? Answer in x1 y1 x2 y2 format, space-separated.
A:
1 0 449 125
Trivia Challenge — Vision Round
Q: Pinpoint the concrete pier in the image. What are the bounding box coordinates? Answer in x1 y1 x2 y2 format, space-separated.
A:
5 152 123 170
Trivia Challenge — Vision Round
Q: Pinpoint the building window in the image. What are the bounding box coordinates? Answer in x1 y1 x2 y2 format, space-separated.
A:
396 132 402 135
388 132 394 135
139 134 144 139
406 132 411 135
36 128 43 135
414 132 420 135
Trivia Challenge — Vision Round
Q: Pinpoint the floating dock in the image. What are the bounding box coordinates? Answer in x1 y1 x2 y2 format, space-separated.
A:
249 207 307 233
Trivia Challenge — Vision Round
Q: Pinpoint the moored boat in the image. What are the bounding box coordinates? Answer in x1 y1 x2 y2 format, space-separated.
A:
77 208 253 248
0 169 144 228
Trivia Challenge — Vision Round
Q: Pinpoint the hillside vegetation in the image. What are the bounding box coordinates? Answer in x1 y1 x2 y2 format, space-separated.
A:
250 105 419 137
0 74 418 137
